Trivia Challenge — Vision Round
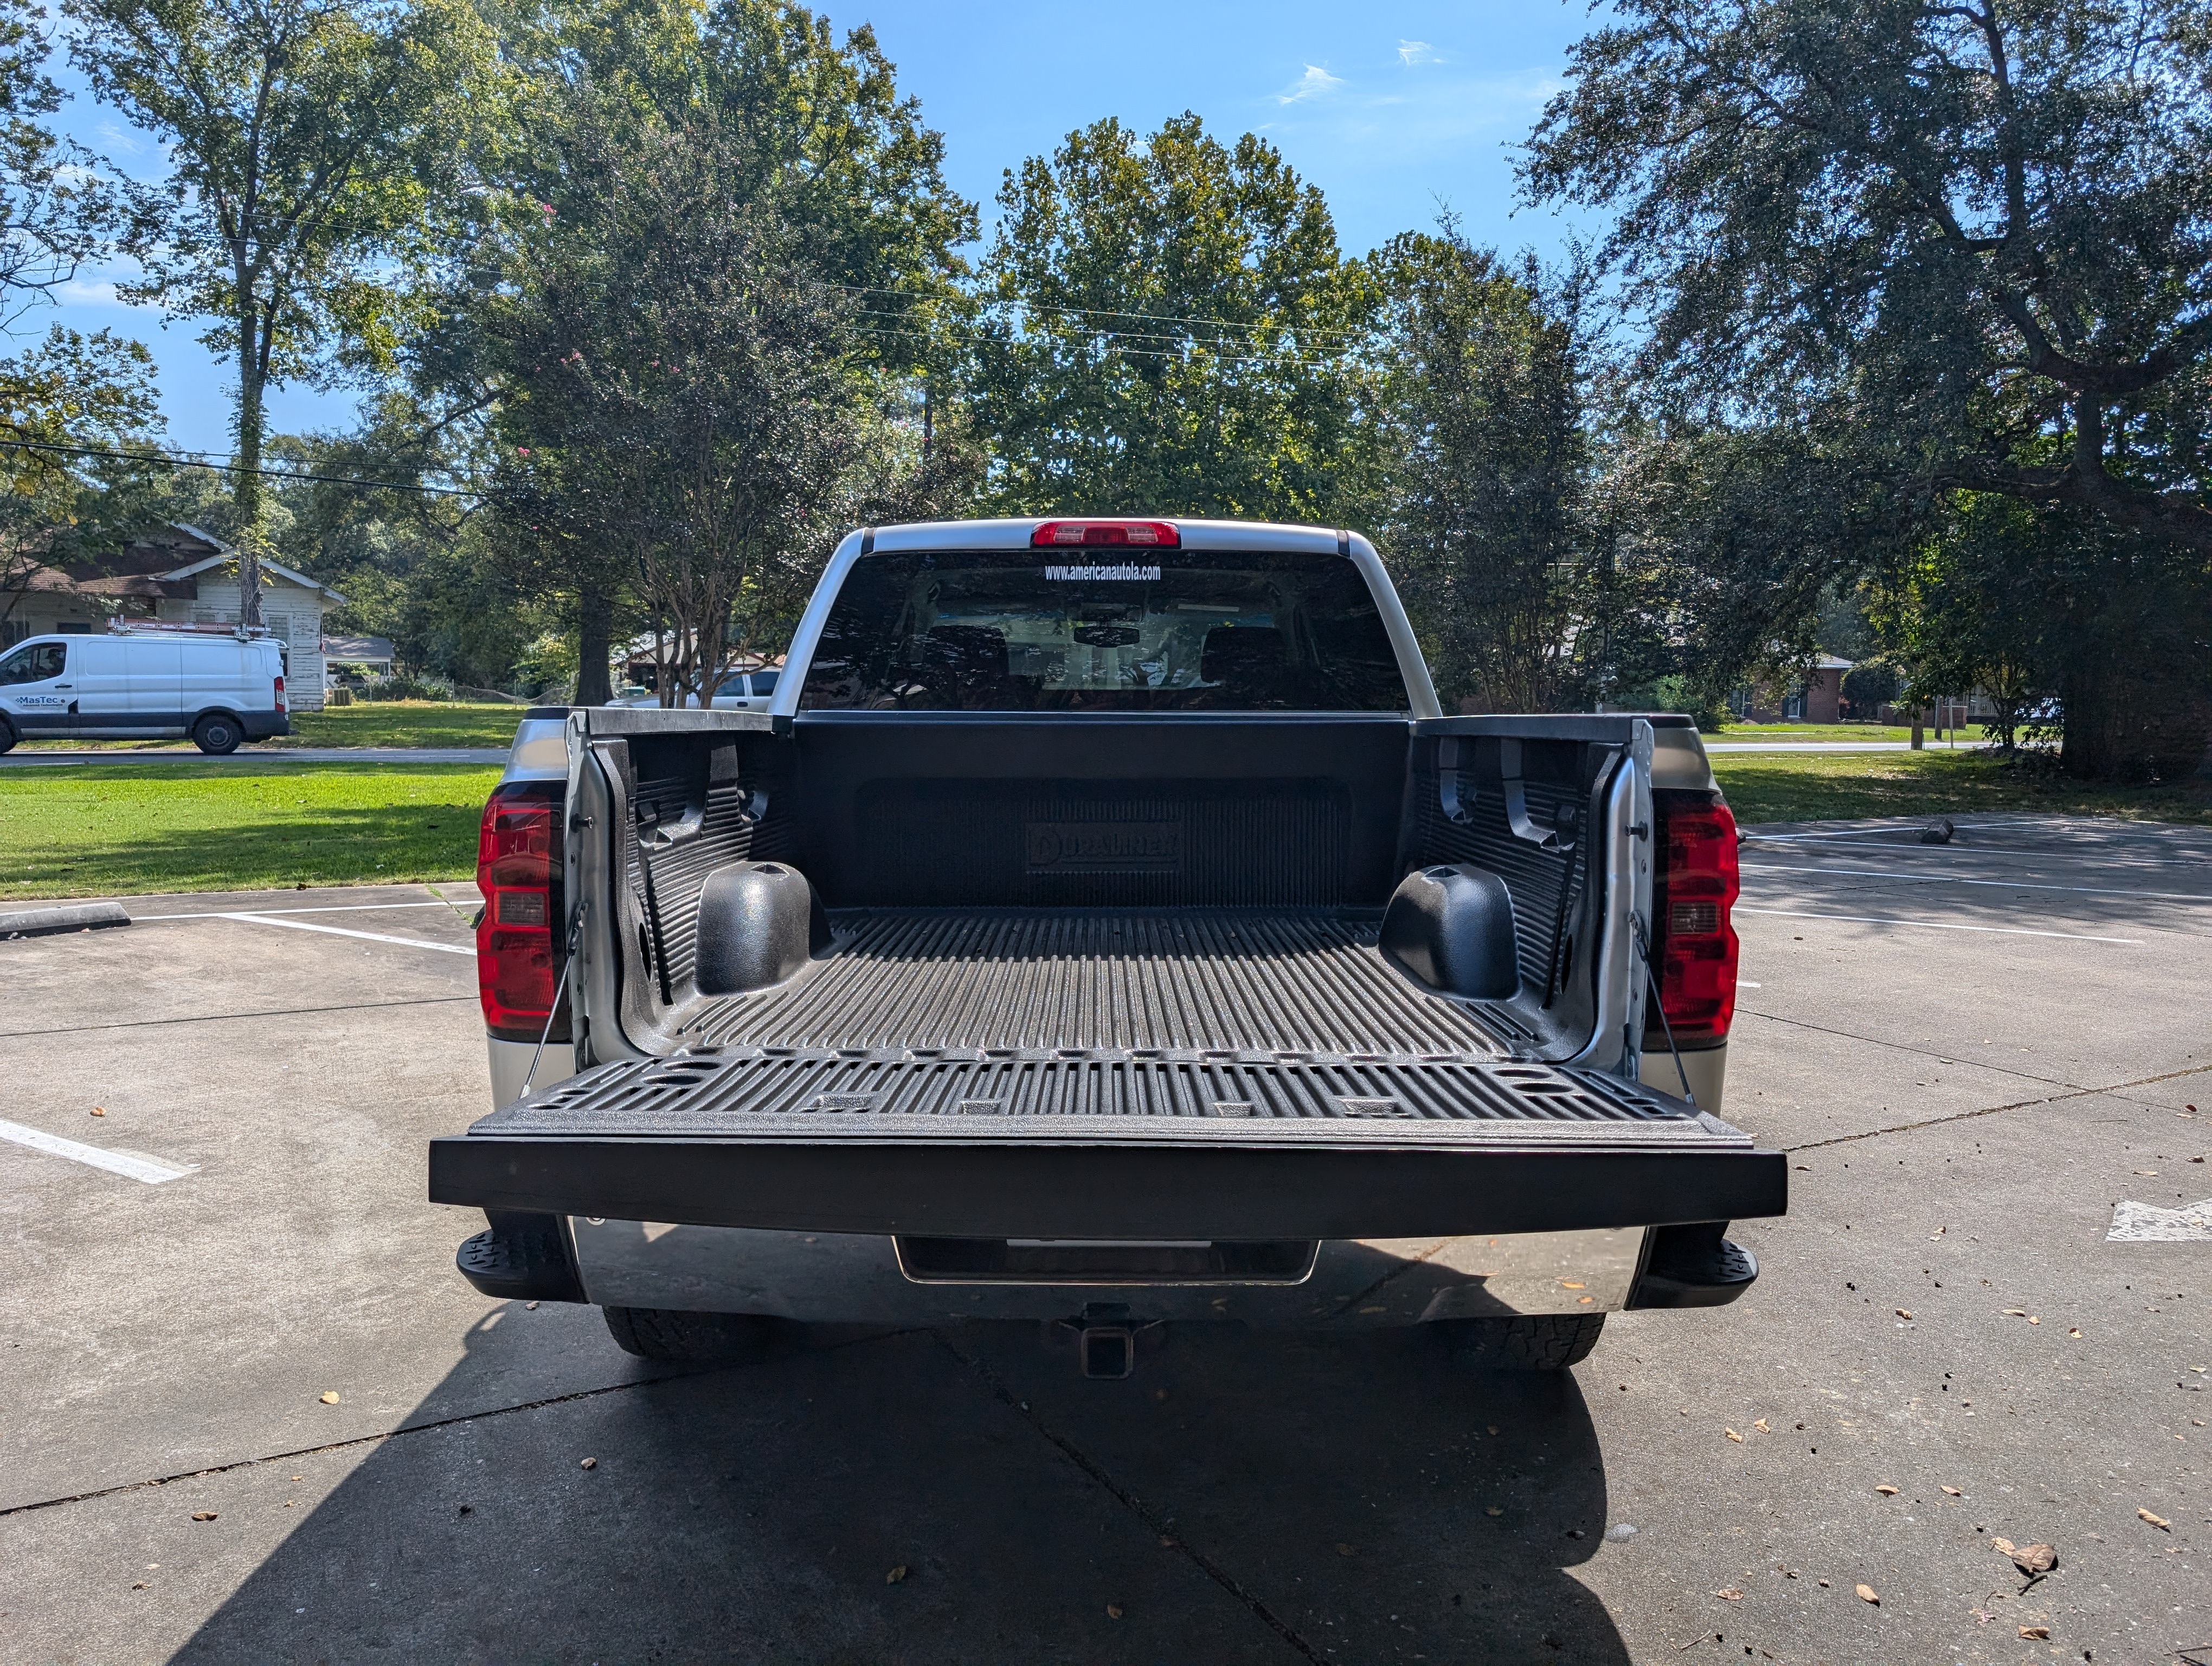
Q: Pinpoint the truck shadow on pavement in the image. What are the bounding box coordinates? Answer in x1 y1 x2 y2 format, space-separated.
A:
173 1311 1631 1664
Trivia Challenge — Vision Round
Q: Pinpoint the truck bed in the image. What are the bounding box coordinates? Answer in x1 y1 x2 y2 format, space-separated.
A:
674 908 1530 1057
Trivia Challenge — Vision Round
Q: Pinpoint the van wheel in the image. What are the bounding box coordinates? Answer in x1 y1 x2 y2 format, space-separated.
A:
191 713 242 755
1432 1313 1605 1372
601 1304 776 1363
0 721 14 755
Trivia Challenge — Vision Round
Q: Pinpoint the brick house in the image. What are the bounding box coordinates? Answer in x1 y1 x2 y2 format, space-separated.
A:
1731 654 1855 723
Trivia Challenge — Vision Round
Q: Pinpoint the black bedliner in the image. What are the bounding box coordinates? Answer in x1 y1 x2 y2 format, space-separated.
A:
428 1050 1786 1238
677 908 1529 1056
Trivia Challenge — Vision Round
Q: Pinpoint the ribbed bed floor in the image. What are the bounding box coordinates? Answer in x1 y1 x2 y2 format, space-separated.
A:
676 910 1529 1059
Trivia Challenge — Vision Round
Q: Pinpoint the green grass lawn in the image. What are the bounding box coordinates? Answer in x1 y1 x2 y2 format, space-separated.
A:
0 762 501 899
16 700 530 752
1708 722 1977 743
1712 746 2212 825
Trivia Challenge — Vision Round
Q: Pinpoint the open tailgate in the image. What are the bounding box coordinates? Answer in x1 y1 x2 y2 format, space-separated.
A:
430 1049 1785 1239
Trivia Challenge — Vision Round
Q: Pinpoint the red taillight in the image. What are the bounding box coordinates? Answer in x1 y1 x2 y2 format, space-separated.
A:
274 674 286 713
1649 790 1739 1046
475 780 568 1041
1030 520 1180 548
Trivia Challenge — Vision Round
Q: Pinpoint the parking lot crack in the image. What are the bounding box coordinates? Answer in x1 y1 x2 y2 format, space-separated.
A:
931 1329 1329 1664
1735 1008 2091 1093
1785 1060 2212 1153
0 994 475 1040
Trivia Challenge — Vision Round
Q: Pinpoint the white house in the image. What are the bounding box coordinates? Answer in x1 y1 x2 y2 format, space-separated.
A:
3 522 344 710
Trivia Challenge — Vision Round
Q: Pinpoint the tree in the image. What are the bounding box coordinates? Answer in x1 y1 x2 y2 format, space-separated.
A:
968 114 1366 521
67 0 499 627
463 0 972 703
1366 232 1590 712
0 326 164 637
1522 0 2212 774
0 0 120 315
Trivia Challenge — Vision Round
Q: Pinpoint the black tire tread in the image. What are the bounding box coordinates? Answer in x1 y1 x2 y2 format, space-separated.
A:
1436 1313 1605 1372
601 1304 773 1362
192 714 242 755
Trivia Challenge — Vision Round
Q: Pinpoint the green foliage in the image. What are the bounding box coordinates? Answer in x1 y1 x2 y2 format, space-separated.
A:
67 0 504 608
455 0 973 702
1522 0 2212 774
966 114 1365 521
1365 231 1589 712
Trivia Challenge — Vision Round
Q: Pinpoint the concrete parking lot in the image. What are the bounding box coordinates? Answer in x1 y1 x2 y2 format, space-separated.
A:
1 814 2206 1665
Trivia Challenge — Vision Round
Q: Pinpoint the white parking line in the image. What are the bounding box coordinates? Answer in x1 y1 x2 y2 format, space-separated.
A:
220 913 475 956
1734 906 2140 945
1739 862 2212 904
0 1117 195 1183
138 900 472 921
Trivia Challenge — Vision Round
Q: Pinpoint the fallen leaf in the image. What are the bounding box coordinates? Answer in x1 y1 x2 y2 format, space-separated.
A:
1753 1419 1770 1433
190 1511 216 1522
1941 1485 1963 1496
2018 1625 2050 1640
2027 1316 2040 1324
1855 1583 1879 1605
2138 1508 2171 1530
2003 1308 2028 1317
525 1300 539 1310
2134 1170 2159 1176
2006 1543 2056 1575
1875 1485 1900 1496
579 1457 596 1470
2069 1328 2082 1337
1930 1225 1945 1238
1970 1607 1995 1623
1561 1280 1586 1290
1992 1536 2017 1555
885 1565 908 1584
90 1106 106 1117
1816 1579 1829 1588
1485 1507 1504 1517
1896 1309 1914 1319
132 1581 147 1590
1713 1587 1744 1600
1106 1604 1123 1620
318 1391 339 1405
1725 1427 1744 1443
1486 1425 1499 1435
1336 1543 1358 1556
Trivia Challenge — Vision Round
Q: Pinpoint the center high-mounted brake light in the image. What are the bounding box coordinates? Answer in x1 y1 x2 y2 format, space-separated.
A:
1031 520 1180 548
1648 790 1740 1047
475 779 568 1042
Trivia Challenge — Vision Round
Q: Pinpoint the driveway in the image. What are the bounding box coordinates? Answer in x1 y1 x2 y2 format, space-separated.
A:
0 822 2205 1664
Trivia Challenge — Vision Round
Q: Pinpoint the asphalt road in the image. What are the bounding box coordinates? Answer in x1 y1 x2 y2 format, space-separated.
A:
0 816 2205 1665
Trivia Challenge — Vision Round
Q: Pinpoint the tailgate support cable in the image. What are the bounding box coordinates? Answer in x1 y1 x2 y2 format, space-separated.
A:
1632 911 1695 1107
522 901 587 1099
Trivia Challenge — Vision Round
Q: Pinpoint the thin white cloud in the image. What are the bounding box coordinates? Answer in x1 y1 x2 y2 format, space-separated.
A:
1275 65 1345 105
1398 40 1437 66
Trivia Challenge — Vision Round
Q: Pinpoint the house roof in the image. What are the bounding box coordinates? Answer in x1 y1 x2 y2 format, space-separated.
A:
159 537 346 604
1812 653 1855 670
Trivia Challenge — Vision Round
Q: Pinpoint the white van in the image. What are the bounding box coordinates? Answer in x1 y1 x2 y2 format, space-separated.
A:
0 625 290 754
608 668 781 712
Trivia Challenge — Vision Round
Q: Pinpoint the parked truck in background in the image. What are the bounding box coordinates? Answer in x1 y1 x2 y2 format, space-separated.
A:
433 517 1780 1376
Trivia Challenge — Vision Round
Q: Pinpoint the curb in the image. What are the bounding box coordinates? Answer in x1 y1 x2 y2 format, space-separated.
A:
0 901 133 938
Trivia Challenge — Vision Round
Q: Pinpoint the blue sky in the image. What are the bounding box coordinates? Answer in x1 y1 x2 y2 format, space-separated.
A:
34 0 1596 453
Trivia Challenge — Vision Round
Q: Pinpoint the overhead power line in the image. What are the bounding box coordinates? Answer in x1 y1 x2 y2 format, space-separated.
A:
0 437 485 497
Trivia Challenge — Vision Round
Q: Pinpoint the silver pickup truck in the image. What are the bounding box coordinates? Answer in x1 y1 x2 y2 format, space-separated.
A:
434 517 1780 1377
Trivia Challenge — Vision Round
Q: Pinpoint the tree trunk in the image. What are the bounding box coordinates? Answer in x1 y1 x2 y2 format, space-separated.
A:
233 304 266 630
575 587 613 706
1909 712 1924 749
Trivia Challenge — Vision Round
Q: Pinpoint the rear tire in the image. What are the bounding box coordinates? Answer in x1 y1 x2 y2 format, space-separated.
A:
192 713 242 755
601 1304 775 1363
1433 1313 1605 1372
0 720 14 755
